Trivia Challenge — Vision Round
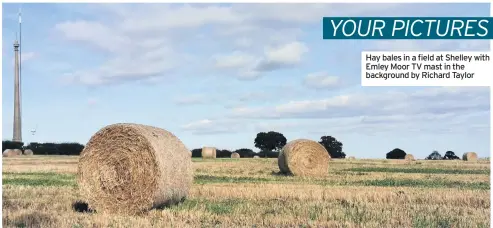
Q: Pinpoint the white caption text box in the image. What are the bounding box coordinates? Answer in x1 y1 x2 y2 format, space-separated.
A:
361 51 492 86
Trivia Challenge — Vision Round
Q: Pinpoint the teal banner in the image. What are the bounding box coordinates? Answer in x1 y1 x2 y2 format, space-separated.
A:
323 17 492 39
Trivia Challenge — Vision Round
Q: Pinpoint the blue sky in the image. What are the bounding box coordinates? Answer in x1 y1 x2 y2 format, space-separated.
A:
2 3 491 159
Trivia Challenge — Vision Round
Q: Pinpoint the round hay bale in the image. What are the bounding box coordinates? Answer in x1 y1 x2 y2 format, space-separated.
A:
13 149 23 156
231 152 240 158
253 155 260 158
405 154 415 161
3 149 21 157
23 149 34 155
463 152 478 161
201 147 216 159
77 123 193 215
347 156 355 160
278 139 330 177
3 149 13 157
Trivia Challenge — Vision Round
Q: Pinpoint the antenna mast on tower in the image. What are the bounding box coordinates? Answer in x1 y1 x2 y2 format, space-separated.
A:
19 6 22 126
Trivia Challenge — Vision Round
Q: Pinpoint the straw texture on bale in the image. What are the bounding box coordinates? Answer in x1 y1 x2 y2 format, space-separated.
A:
405 154 415 161
231 152 240 158
77 123 193 215
278 139 330 177
23 149 34 155
253 155 260 158
462 152 478 161
201 147 216 159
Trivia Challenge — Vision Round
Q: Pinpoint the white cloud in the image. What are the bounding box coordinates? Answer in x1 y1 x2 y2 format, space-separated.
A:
229 87 489 119
234 38 253 48
174 94 209 105
181 118 247 135
368 40 489 51
254 41 309 71
213 51 257 69
303 72 340 89
55 20 131 53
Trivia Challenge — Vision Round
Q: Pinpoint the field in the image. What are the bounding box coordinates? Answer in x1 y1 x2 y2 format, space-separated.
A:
2 156 491 228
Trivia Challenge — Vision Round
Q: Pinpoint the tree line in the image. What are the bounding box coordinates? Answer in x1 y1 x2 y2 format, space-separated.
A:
2 141 84 155
386 148 461 160
3 131 459 160
191 131 346 159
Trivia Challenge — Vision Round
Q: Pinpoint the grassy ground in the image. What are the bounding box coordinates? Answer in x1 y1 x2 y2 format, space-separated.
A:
2 156 490 228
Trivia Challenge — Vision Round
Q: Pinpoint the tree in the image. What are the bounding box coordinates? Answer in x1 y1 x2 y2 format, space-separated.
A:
191 148 202 157
254 131 287 157
318 136 346 158
216 149 232 158
234 148 255 158
443 151 460 160
386 148 406 159
426 150 442 160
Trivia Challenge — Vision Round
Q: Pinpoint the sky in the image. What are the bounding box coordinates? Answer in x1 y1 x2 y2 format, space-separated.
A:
1 3 491 159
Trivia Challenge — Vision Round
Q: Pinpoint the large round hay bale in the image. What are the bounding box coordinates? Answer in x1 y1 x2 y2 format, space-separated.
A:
463 152 478 161
347 156 355 160
23 149 34 155
77 123 193 215
201 147 216 159
405 154 415 161
253 155 260 158
231 152 240 158
278 139 330 177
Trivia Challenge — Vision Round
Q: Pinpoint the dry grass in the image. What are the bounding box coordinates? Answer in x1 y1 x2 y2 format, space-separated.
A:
2 156 490 228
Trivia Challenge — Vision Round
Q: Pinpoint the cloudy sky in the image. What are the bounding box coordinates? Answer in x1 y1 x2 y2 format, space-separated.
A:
2 3 490 158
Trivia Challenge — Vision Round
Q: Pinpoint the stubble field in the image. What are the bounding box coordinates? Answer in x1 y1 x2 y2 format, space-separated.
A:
2 156 491 228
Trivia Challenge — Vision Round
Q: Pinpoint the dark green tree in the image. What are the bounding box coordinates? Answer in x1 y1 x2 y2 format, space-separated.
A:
386 148 406 159
426 150 442 160
443 151 460 160
234 148 255 158
254 131 287 157
318 136 345 158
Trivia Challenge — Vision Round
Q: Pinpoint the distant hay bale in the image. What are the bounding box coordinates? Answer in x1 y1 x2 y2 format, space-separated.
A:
3 149 15 157
77 123 193 215
347 156 355 160
23 149 34 155
201 147 216 159
231 152 240 158
3 149 22 157
253 155 260 158
12 149 23 156
405 154 415 161
463 152 478 161
278 139 330 177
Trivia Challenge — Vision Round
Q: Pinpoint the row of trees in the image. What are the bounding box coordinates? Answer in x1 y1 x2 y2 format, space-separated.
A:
2 141 84 155
386 148 461 160
253 131 346 158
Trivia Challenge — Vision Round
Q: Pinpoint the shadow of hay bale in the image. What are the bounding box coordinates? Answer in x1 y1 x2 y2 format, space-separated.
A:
154 196 187 210
72 200 95 213
271 171 292 176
